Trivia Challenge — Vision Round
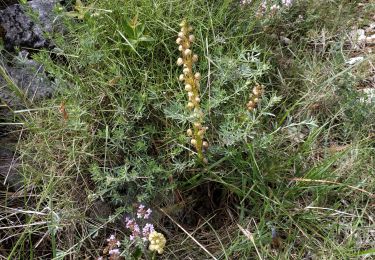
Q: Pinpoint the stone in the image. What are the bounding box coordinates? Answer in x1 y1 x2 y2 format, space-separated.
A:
0 0 60 50
0 0 19 10
0 139 20 190
0 51 55 109
346 56 364 66
349 29 366 50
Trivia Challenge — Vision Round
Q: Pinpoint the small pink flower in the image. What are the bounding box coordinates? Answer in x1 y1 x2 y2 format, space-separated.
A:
282 0 293 7
144 208 152 219
142 223 155 238
109 248 120 255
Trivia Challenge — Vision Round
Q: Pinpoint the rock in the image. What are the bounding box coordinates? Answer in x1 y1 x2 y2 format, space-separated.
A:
0 0 60 50
0 51 55 109
365 23 375 34
280 36 292 45
346 56 364 66
366 34 375 46
0 0 19 10
0 140 21 190
349 29 367 50
359 88 375 104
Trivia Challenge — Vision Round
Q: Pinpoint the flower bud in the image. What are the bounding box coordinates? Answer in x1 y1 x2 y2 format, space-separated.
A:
188 26 193 32
192 54 198 62
187 128 193 136
179 21 187 27
184 49 192 56
178 32 185 38
185 84 192 91
187 102 194 109
178 45 183 51
203 141 209 148
191 139 197 145
176 38 182 44
181 27 187 34
194 122 201 128
198 130 204 136
203 158 208 164
188 91 194 97
177 57 183 66
179 74 185 81
194 72 201 80
183 67 190 75
189 35 195 42
182 68 190 75
247 101 255 108
253 98 259 103
195 97 200 103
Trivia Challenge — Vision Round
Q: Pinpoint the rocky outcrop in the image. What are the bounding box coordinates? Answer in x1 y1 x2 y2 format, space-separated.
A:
0 0 60 50
0 0 19 10
0 0 61 188
0 51 54 108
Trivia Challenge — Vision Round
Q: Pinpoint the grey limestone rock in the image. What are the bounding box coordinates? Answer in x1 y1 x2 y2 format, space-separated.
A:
0 51 54 108
0 0 19 10
0 0 60 50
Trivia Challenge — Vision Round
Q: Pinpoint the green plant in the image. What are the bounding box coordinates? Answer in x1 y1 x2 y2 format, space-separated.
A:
1 0 374 259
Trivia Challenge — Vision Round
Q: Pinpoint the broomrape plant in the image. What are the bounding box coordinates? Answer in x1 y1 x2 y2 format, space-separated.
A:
176 20 208 163
247 83 264 111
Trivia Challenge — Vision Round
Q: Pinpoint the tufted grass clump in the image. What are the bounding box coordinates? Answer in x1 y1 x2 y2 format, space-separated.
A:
1 0 374 259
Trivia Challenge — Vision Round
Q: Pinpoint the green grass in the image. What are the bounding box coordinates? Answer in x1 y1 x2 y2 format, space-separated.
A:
1 0 374 259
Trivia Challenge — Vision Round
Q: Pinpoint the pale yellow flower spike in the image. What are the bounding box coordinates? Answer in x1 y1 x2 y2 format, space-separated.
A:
148 231 167 254
176 20 208 163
